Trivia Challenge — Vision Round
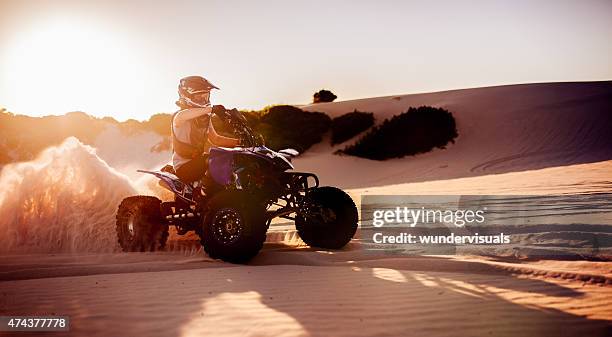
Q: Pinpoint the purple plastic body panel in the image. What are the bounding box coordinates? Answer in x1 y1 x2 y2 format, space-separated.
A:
138 147 291 194
208 146 291 186
208 148 236 185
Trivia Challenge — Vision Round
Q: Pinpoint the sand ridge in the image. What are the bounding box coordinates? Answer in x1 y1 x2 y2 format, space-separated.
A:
300 81 612 189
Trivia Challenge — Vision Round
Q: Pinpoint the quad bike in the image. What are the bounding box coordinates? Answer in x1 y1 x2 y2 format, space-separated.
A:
115 108 358 263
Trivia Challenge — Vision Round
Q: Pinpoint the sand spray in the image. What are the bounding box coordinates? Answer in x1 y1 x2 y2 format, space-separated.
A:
0 135 304 254
0 137 139 253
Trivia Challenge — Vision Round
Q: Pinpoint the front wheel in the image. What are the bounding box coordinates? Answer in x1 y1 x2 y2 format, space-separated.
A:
116 196 168 252
296 186 358 249
200 191 268 263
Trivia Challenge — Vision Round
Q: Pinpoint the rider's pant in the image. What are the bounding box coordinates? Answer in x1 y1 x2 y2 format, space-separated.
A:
175 154 209 184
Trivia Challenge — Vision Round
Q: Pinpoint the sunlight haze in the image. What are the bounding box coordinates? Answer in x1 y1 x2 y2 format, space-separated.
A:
1 0 611 121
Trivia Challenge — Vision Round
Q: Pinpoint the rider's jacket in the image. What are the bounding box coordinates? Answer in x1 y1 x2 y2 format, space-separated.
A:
171 107 213 170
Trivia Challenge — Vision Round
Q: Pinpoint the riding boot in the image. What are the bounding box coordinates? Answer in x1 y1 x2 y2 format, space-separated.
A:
181 183 194 201
193 177 209 204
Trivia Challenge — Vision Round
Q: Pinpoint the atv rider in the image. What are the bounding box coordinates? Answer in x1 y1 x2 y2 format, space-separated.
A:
172 76 240 190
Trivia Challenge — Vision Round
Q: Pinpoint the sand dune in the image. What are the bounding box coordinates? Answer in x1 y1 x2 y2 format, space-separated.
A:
350 159 612 196
0 82 610 336
300 81 612 188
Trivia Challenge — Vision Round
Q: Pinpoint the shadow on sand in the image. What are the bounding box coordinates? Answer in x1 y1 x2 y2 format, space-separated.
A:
1 244 610 337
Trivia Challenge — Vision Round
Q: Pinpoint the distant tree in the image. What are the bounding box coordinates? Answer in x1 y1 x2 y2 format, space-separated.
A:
117 118 142 135
145 113 173 136
313 89 337 103
101 116 119 124
0 111 110 163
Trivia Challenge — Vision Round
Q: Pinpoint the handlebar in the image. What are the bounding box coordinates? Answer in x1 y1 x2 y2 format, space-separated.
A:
214 107 264 147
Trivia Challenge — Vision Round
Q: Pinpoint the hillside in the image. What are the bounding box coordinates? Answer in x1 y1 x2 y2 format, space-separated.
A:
299 81 612 188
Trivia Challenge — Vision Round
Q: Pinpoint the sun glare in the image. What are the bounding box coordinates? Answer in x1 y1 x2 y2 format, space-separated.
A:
3 18 151 120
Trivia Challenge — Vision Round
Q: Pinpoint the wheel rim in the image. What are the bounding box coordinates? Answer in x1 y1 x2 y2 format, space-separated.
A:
124 211 137 241
211 208 243 245
302 202 338 227
127 218 135 236
319 207 337 223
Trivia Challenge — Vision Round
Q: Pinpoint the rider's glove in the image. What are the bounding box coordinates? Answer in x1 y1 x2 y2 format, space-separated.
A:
256 133 265 146
211 105 226 116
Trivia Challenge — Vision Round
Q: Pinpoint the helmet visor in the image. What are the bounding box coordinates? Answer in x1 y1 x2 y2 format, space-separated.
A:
192 91 210 104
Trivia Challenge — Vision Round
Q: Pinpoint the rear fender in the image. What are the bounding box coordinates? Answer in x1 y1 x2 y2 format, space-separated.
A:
137 170 185 195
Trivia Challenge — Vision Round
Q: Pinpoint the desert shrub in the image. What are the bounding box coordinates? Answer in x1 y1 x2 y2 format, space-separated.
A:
313 89 337 103
144 113 173 136
331 110 374 145
0 110 180 164
0 104 334 164
255 105 331 152
133 106 331 154
339 106 457 160
113 113 175 137
241 110 265 127
208 106 329 152
0 111 110 163
207 109 263 138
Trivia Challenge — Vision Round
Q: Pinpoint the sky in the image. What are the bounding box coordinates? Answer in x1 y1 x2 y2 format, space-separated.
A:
0 0 611 121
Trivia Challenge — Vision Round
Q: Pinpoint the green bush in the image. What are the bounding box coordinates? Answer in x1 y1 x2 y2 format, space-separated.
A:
256 105 331 152
331 110 374 145
200 106 330 153
339 106 457 160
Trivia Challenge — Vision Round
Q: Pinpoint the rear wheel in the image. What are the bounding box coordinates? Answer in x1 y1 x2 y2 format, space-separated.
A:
296 187 358 249
200 191 268 263
116 196 168 252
